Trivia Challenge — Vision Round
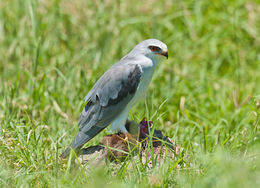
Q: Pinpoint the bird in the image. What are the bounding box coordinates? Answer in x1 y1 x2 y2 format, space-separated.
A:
60 39 168 158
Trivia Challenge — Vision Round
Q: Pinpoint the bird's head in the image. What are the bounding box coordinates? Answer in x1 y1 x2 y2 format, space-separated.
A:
132 39 168 62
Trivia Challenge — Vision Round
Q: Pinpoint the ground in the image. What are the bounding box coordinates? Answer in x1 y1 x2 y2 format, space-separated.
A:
0 0 260 187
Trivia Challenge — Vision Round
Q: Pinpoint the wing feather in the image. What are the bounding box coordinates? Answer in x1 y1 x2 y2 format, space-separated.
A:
61 63 142 158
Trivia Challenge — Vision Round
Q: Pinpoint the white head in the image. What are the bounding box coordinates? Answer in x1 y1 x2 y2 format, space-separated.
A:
130 39 168 62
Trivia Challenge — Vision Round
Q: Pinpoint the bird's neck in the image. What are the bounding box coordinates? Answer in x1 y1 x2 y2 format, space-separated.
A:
138 55 159 70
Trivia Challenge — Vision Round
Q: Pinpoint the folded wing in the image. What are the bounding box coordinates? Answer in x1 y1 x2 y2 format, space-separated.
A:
60 63 142 158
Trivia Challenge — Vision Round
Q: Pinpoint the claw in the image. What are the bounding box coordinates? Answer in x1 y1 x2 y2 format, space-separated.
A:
122 132 130 142
123 133 139 144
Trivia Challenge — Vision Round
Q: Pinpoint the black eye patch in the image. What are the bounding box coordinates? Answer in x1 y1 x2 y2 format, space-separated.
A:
148 46 161 52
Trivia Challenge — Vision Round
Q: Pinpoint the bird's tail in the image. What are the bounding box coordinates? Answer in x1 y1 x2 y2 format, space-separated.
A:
60 126 106 158
60 146 74 159
60 131 85 158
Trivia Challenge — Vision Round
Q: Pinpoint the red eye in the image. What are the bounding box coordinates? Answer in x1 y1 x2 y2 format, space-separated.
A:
149 46 161 52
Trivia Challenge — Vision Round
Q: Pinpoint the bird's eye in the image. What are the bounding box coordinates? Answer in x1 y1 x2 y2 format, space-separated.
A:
149 46 161 52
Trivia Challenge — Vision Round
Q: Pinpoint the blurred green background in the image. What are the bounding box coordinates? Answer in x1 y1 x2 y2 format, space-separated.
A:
0 0 260 187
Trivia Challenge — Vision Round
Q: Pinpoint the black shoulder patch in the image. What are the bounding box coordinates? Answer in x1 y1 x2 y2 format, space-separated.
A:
107 65 142 106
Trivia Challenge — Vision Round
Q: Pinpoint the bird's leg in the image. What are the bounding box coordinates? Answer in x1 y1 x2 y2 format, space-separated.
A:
120 132 139 145
123 132 133 142
118 123 137 143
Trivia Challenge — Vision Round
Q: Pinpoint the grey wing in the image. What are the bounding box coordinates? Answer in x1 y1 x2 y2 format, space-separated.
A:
79 63 142 130
60 63 142 158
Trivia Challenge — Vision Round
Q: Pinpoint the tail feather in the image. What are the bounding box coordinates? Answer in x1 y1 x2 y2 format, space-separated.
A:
60 126 106 158
60 146 74 159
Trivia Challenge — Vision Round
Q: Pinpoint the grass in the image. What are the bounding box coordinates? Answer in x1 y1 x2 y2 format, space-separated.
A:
0 0 260 187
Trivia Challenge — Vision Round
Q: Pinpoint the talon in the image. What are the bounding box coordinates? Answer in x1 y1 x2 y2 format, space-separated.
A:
124 137 128 142
123 133 131 142
126 133 139 144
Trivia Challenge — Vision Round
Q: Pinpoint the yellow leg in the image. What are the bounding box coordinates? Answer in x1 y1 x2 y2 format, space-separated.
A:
122 132 138 143
122 132 130 141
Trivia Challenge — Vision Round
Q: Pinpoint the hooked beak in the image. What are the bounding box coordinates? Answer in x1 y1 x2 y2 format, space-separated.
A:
160 51 168 59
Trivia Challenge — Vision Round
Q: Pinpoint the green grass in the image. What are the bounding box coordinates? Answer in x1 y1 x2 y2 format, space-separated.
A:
1 0 260 187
